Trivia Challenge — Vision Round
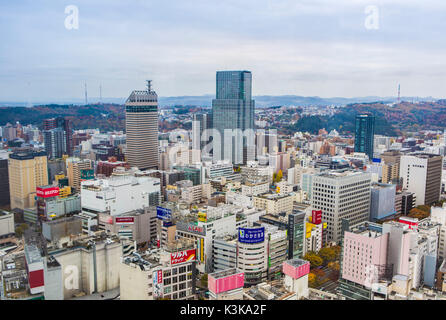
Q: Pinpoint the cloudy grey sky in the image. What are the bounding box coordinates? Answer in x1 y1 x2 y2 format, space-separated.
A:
0 0 445 102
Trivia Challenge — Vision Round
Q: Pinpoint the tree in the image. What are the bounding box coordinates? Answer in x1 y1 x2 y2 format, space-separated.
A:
308 273 317 288
318 247 337 264
303 252 323 268
276 170 283 182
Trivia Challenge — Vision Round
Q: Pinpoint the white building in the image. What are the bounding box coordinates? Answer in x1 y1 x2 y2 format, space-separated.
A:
311 170 372 242
399 154 442 206
81 170 161 217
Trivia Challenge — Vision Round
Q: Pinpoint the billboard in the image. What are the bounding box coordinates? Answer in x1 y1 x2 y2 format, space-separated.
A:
80 169 94 180
176 221 206 236
115 217 134 225
238 227 265 244
198 211 207 223
36 186 59 198
152 269 163 299
156 206 172 220
399 217 418 231
171 249 196 265
208 272 244 294
312 210 322 225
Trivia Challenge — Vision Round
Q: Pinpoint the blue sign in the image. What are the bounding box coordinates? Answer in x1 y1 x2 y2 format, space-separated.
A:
156 206 172 220
372 158 381 163
238 227 265 244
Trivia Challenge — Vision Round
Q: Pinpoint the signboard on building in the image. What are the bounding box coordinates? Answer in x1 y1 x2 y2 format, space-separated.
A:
198 211 207 223
115 217 134 225
152 269 163 299
171 249 196 265
312 210 322 225
36 186 59 198
156 206 172 220
176 221 206 236
208 272 244 294
282 260 310 280
238 227 265 244
80 169 94 180
399 217 418 231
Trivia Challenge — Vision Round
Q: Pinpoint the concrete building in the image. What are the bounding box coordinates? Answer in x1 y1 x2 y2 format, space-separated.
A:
47 232 122 299
66 157 93 193
99 207 157 245
8 149 48 210
253 192 294 215
400 154 443 205
311 170 372 242
120 240 196 300
282 258 310 299
125 80 159 170
208 268 244 300
370 183 396 221
81 170 161 217
237 226 268 286
212 235 238 272
241 181 269 197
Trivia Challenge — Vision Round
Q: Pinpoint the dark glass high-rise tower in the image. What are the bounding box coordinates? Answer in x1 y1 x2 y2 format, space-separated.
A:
212 71 255 164
354 114 375 159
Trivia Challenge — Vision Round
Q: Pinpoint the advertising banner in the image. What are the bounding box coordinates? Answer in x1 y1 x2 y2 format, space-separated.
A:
238 227 265 244
36 186 59 198
156 206 172 220
171 249 196 265
115 217 134 225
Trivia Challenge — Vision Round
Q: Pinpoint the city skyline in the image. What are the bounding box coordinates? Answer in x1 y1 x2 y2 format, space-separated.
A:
1 0 446 102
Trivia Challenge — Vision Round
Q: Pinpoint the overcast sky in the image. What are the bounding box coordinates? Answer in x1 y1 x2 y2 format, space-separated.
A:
1 0 445 102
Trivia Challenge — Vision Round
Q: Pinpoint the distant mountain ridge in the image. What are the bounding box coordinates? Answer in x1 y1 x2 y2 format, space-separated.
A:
0 95 437 108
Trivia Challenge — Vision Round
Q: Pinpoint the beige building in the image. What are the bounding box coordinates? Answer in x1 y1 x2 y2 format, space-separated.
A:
125 81 159 170
8 150 48 210
66 157 93 192
120 240 196 300
253 192 294 215
47 232 122 300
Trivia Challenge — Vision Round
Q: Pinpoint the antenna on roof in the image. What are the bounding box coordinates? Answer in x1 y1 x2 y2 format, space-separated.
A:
146 80 152 93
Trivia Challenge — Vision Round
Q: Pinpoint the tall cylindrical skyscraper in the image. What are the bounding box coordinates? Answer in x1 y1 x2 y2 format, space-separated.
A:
125 80 159 170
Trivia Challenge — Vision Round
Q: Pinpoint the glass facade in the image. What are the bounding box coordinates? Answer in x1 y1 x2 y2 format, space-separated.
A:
354 114 375 159
212 71 255 164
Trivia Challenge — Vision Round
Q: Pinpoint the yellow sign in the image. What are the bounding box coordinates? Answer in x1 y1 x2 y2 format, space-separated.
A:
198 211 207 223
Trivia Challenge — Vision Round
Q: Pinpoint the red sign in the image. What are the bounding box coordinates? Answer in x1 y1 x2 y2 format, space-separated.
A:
171 249 196 265
312 210 322 225
36 186 59 198
157 269 162 284
115 217 134 225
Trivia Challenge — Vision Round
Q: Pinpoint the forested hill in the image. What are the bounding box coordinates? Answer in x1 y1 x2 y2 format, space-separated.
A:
0 104 125 131
285 100 446 136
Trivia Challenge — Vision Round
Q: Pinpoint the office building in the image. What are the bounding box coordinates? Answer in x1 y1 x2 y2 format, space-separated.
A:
354 114 375 159
8 149 48 210
66 157 93 193
311 170 372 243
212 71 255 164
399 154 443 206
125 80 159 170
370 183 396 221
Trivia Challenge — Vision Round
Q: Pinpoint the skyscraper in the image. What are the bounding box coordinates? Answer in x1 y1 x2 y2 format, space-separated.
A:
354 114 375 159
212 71 255 164
125 80 159 170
